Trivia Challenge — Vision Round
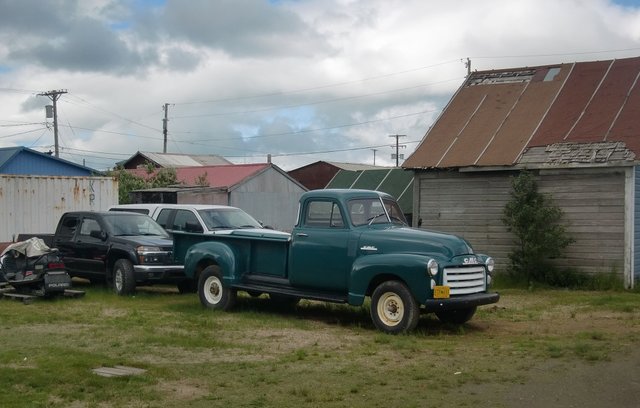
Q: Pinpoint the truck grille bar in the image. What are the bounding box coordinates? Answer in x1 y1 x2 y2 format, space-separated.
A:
443 266 486 295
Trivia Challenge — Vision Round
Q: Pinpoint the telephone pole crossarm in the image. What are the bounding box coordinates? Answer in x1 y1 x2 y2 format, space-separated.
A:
38 89 68 158
389 134 407 167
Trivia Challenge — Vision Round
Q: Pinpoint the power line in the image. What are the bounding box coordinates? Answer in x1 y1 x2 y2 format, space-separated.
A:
171 78 460 120
63 94 163 133
173 59 461 105
471 46 640 60
0 127 49 139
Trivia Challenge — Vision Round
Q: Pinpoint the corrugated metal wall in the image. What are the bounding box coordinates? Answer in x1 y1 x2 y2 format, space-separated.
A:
415 168 627 280
229 167 306 232
0 175 118 241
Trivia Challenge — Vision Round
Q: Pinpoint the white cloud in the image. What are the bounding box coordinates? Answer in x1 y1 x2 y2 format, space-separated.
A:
0 0 639 170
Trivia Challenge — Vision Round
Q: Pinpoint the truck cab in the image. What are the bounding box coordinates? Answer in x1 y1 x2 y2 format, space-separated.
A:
173 189 499 333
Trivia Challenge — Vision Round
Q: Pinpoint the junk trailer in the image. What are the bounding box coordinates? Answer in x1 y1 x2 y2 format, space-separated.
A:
172 189 499 334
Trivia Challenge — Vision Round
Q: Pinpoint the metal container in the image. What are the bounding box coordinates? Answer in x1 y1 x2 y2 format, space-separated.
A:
0 175 118 242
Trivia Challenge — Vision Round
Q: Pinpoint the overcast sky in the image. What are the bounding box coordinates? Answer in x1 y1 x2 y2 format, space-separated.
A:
1 0 639 171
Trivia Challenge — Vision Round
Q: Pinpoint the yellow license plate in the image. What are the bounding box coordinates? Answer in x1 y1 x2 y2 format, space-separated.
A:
433 285 450 299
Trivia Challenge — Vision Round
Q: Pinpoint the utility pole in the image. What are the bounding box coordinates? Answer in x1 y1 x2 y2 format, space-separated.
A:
162 103 169 153
465 57 471 77
38 89 67 157
372 149 377 166
389 134 406 167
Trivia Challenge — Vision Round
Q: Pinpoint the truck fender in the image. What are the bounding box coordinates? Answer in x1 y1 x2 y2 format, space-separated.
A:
105 245 137 272
348 253 433 305
183 241 237 284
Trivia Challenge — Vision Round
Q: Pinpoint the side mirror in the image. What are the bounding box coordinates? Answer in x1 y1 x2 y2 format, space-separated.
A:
90 230 107 241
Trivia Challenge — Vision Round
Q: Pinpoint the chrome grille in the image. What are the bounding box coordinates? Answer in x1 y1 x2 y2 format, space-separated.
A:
443 266 486 295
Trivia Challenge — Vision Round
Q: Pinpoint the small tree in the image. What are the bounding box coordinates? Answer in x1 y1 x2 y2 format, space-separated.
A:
502 170 574 284
149 167 177 188
110 167 146 204
108 166 178 204
195 171 209 187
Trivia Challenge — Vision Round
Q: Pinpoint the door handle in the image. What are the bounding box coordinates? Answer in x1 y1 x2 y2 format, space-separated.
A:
296 233 308 237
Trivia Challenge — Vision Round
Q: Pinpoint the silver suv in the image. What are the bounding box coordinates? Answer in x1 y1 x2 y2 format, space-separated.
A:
109 204 272 235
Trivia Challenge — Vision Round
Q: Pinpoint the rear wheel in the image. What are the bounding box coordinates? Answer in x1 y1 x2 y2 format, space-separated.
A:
113 259 136 296
198 265 236 310
370 280 420 334
435 307 477 325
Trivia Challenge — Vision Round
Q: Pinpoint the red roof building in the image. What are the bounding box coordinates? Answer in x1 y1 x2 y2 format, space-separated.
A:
126 163 307 231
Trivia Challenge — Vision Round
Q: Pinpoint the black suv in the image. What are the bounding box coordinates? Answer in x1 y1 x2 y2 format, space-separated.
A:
53 211 188 295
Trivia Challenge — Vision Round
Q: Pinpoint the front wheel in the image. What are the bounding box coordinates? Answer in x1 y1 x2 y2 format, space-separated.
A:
435 307 477 325
198 265 236 310
370 281 420 334
113 259 136 296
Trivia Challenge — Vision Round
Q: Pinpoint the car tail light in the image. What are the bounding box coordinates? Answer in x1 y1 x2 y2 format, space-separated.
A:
48 262 65 269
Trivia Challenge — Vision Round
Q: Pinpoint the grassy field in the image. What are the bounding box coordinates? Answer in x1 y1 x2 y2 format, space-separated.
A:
0 282 639 407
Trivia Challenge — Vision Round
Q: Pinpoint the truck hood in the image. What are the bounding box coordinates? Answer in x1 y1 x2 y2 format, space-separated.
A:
110 235 174 249
358 225 474 260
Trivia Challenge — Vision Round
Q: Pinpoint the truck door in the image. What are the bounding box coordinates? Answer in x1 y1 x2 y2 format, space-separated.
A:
73 215 110 279
289 199 353 292
54 214 81 275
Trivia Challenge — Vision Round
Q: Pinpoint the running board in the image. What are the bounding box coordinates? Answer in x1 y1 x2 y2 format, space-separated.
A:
235 276 348 304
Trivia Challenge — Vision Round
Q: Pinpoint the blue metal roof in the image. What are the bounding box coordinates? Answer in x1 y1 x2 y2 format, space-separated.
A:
0 146 99 176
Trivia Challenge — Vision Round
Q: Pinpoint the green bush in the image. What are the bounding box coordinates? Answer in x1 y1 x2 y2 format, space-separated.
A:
502 170 574 286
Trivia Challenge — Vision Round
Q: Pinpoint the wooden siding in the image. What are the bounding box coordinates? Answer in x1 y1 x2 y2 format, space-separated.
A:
415 168 626 278
635 166 640 286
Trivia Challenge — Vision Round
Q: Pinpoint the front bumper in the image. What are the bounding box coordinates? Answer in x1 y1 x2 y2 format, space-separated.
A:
423 292 500 312
133 264 186 282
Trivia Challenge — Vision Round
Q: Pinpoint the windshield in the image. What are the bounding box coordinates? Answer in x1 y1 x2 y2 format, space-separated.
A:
348 197 408 226
103 213 169 237
198 208 262 230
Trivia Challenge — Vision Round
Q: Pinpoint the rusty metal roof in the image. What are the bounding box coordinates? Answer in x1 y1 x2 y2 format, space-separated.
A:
403 56 640 169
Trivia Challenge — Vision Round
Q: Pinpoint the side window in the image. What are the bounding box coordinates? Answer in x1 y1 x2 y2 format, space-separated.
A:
57 216 79 239
349 202 366 226
173 210 203 233
79 218 101 236
305 201 344 228
155 209 172 229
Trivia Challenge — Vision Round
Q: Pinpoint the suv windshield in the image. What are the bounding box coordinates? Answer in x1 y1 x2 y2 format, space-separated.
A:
348 197 408 227
103 214 169 237
198 208 262 230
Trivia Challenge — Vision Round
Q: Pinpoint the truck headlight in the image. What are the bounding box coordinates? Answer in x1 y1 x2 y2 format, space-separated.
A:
137 246 162 264
427 259 439 276
485 257 495 273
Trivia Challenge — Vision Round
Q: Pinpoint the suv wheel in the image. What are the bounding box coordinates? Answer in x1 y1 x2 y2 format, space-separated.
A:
113 259 136 296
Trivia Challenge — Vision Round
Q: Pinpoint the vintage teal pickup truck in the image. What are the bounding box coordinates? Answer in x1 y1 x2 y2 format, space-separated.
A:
173 189 499 333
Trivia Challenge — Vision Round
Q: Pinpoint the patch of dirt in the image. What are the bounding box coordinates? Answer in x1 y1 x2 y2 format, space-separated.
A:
155 379 210 401
501 347 640 408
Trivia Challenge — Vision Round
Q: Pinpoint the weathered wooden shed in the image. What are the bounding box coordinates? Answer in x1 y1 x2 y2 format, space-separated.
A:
128 163 307 231
403 56 640 287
